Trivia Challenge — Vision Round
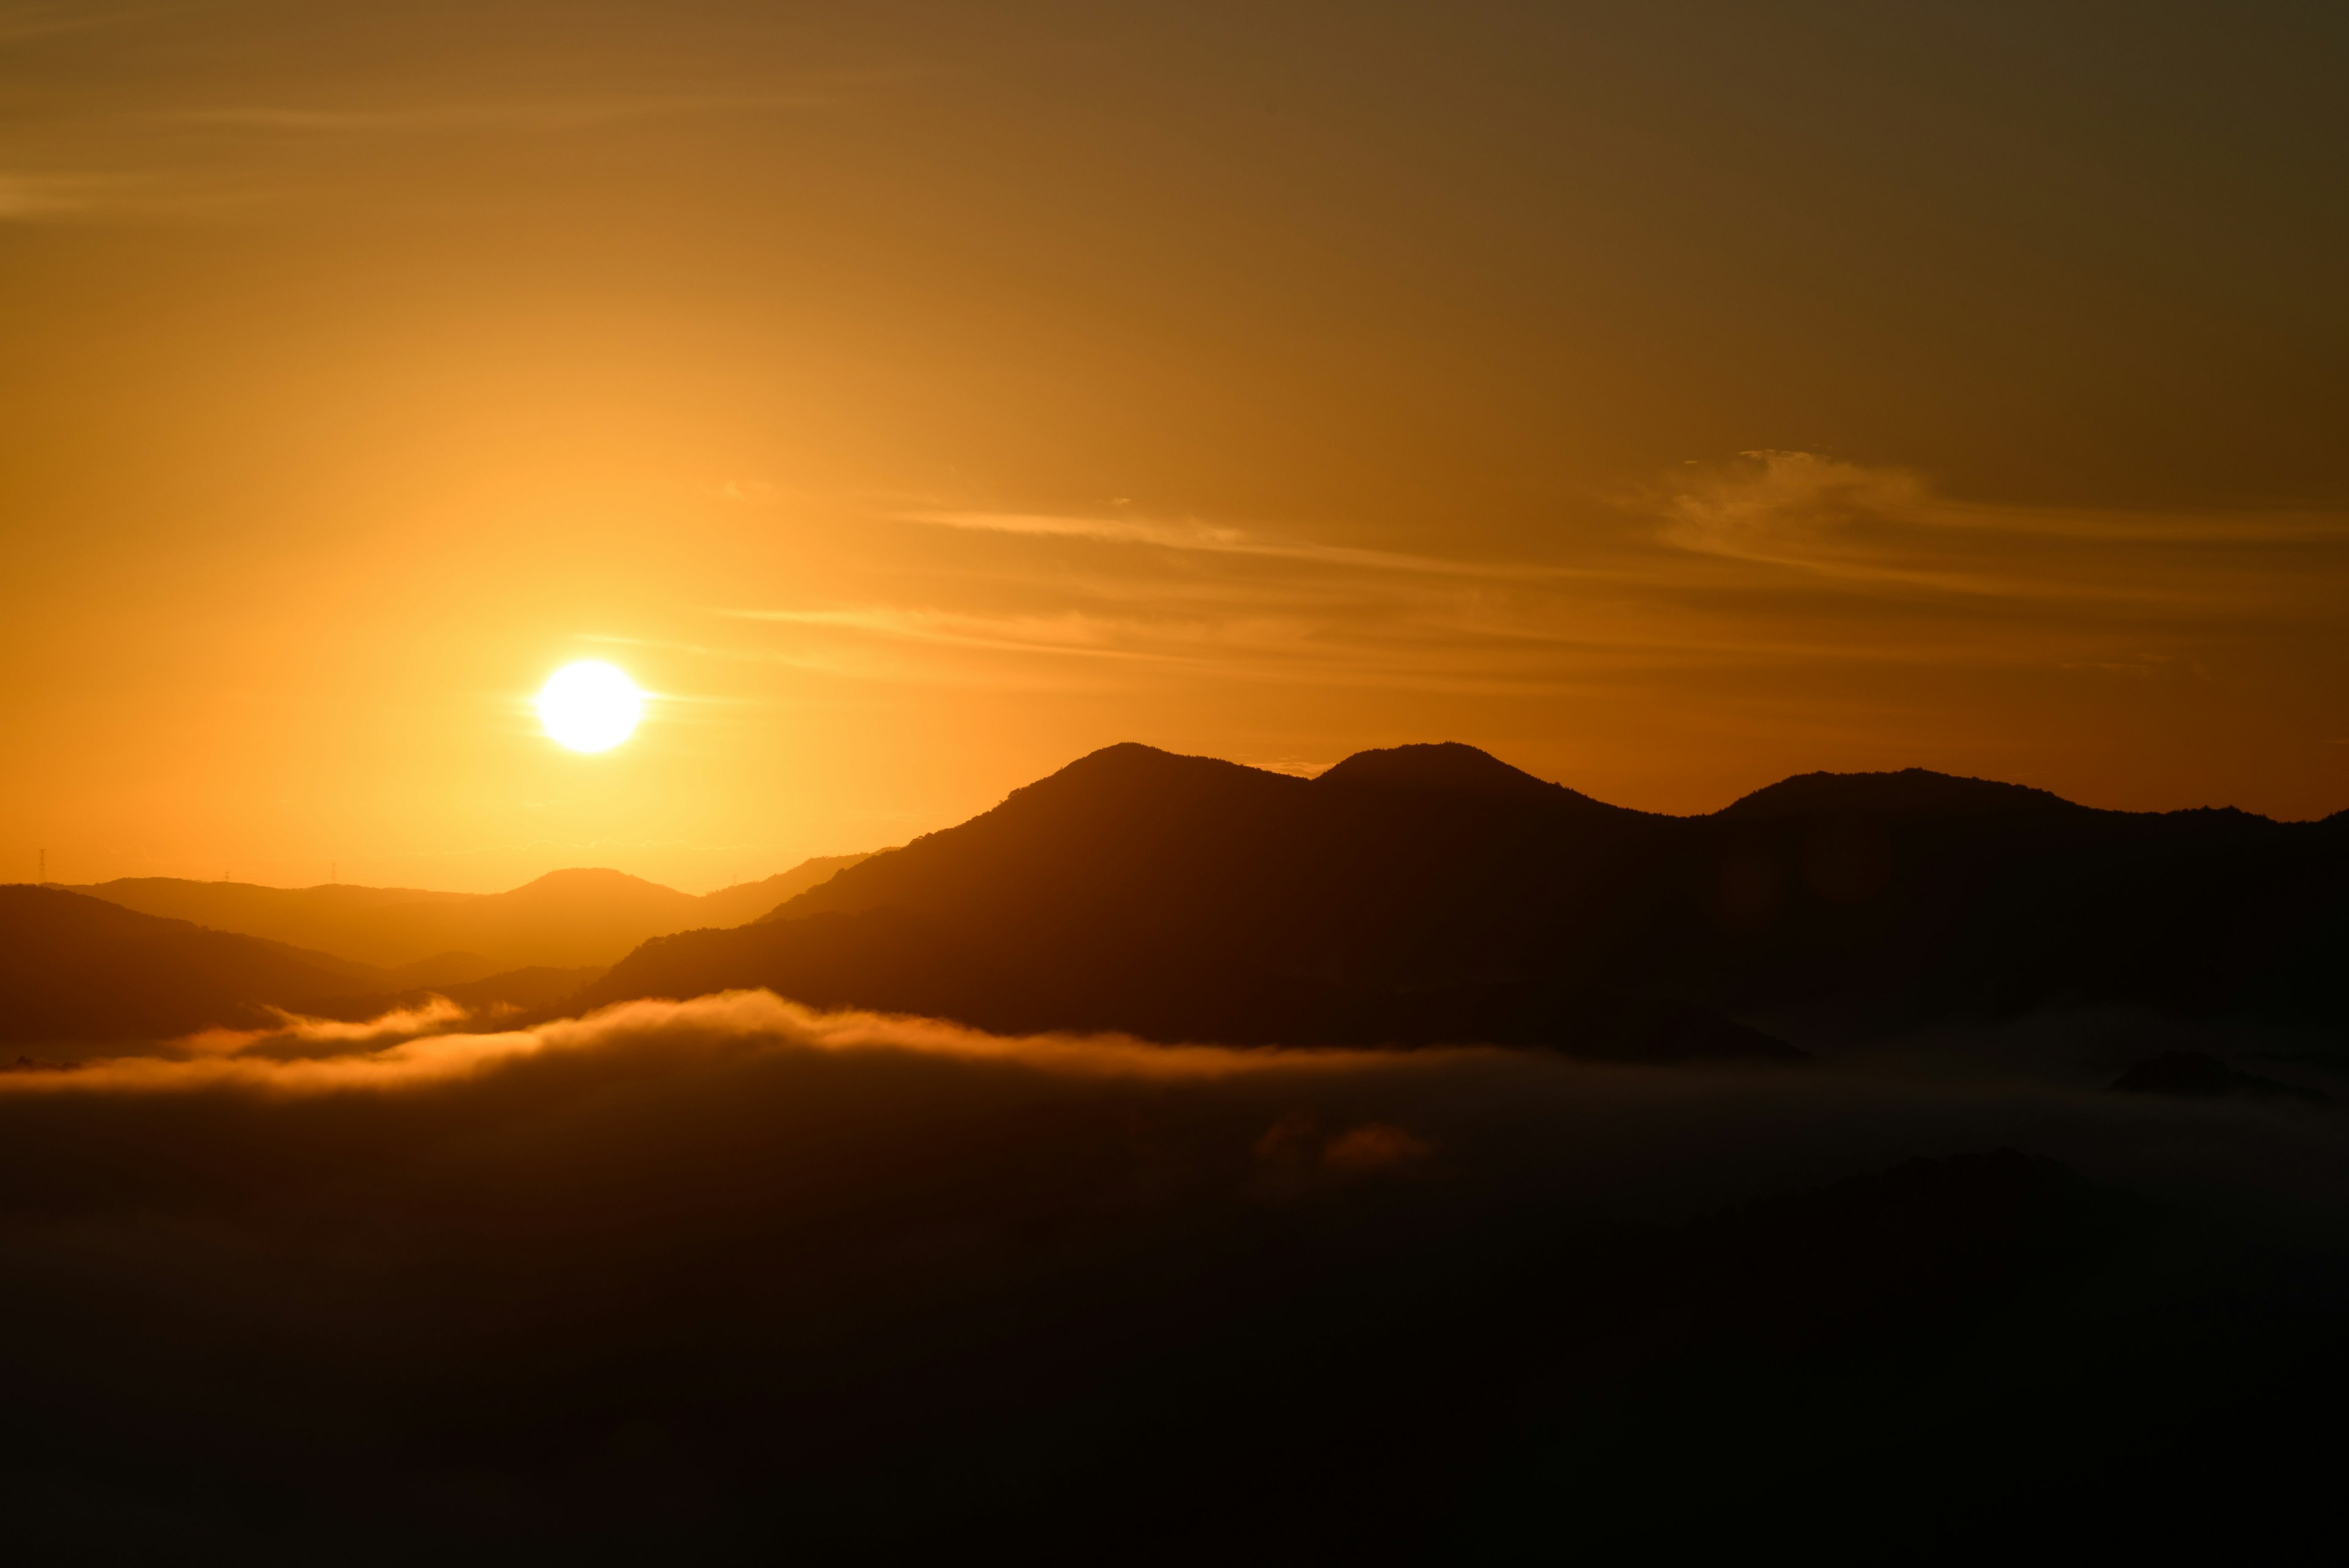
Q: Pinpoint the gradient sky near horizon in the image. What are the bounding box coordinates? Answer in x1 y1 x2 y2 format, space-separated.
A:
5 1 2345 892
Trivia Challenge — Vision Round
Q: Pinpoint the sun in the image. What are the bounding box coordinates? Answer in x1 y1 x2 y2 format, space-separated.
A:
537 661 644 752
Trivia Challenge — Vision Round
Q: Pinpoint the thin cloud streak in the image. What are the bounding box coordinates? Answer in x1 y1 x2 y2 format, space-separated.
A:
1 25 875 224
900 508 1617 584
0 171 94 219
0 166 268 223
1652 450 2349 606
721 606 1183 664
710 604 1674 697
715 601 2081 681
698 459 2349 732
165 93 830 135
908 481 2349 614
0 3 147 46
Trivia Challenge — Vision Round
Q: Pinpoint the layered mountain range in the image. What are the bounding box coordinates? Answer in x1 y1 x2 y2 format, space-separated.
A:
12 743 2343 1060
65 856 867 971
2 855 866 1046
0 887 604 1045
576 742 2348 1061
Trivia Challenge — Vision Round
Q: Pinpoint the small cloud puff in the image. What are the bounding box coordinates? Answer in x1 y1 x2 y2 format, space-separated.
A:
1657 450 1931 565
1254 1109 1437 1180
1321 1121 1436 1173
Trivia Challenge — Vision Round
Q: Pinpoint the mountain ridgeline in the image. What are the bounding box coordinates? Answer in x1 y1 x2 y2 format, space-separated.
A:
0 886 617 1046
576 742 2348 1057
14 743 2342 1059
67 855 870 971
2 854 870 1046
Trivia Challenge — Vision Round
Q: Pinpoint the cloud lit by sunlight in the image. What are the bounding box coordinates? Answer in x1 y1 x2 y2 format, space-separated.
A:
3 990 1470 1098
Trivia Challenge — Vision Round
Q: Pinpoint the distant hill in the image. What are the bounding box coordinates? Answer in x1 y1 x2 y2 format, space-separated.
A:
578 741 2348 1056
69 853 870 970
1718 767 2078 819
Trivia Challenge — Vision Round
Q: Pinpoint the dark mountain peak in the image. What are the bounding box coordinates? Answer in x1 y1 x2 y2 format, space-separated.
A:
1039 741 1281 786
1066 741 1181 767
1001 743 1306 812
1314 743 1578 801
2159 804 2273 825
762 744 1304 927
1720 768 2079 819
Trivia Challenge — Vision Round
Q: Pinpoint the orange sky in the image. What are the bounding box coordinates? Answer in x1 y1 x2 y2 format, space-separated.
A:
4 2 2345 891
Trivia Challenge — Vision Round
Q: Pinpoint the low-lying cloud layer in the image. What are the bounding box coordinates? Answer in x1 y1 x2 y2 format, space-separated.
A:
17 987 2347 1219
2 992 2344 1559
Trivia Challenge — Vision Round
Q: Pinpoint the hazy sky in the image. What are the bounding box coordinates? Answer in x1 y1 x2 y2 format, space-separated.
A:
5 1 2345 890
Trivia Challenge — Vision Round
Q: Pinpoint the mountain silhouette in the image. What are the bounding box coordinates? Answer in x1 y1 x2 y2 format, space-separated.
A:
69 853 868 970
1 886 633 1044
569 742 1696 1054
1313 739 1598 801
1718 767 2078 818
0 886 403 1042
28 743 2343 1058
574 741 2348 1056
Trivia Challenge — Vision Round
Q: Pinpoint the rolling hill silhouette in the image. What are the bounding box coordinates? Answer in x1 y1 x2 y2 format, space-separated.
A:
0 887 619 1044
69 854 868 970
23 744 2342 1060
0 886 408 1043
575 741 2348 1057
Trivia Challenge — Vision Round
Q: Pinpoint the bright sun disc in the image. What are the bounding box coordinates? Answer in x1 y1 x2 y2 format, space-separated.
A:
537 661 644 752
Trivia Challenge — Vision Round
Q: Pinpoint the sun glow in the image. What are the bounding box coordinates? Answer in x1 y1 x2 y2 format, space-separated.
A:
537 661 644 752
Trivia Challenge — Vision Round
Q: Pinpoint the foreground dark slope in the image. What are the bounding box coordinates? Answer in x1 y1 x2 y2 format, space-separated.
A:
579 743 2349 1055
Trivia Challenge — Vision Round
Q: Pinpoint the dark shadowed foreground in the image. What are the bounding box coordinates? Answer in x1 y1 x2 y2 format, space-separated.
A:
2 994 2346 1561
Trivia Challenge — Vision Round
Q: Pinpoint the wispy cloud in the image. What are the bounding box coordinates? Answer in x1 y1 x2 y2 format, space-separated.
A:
0 18 858 223
0 165 277 223
0 170 96 220
714 600 1598 695
0 3 145 46
706 596 2061 702
708 461 2343 693
1650 450 2349 606
900 508 1608 584
721 606 1182 663
164 92 828 136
